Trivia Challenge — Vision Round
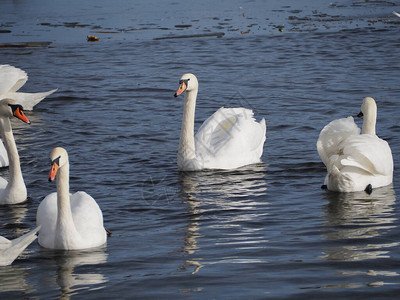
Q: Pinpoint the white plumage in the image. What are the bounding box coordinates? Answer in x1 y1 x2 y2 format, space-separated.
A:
0 64 57 111
0 99 30 205
317 97 393 193
174 73 266 171
36 147 107 250
0 226 40 266
0 64 57 167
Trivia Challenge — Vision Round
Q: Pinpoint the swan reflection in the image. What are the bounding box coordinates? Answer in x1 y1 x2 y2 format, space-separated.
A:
39 247 108 298
321 185 398 261
0 264 36 293
177 164 268 274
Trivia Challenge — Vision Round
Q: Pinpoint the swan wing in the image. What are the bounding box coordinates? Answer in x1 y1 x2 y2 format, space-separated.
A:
71 191 106 248
195 107 266 169
7 89 58 111
341 134 393 176
0 139 9 167
0 226 40 266
317 116 360 167
36 192 58 248
0 65 28 95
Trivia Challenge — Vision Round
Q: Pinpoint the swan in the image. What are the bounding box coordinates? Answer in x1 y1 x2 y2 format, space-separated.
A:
0 65 56 167
0 226 40 266
393 11 400 18
317 97 393 193
0 64 57 111
0 99 30 205
36 147 107 250
174 73 266 171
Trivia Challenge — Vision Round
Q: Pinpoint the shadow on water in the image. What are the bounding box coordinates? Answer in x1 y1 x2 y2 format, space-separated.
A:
321 185 398 262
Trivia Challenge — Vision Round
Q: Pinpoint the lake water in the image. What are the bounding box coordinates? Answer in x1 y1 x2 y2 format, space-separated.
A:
1 0 400 298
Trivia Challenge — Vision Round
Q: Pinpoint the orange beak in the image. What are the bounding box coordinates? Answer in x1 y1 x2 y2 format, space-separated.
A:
12 106 31 124
174 81 187 97
48 160 59 182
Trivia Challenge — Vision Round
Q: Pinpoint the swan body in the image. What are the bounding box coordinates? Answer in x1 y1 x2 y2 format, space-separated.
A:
0 99 30 205
37 147 107 250
174 73 266 171
0 64 57 111
317 97 393 193
0 142 8 167
0 226 40 266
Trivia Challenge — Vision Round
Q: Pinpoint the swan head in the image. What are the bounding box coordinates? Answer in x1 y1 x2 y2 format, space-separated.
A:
0 99 30 124
174 73 199 97
357 97 377 118
48 147 69 182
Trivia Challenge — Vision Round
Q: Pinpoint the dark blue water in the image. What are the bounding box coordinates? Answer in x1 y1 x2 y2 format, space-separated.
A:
1 0 400 298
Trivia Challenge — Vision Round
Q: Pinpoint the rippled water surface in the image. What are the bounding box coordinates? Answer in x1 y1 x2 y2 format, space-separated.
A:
1 0 400 298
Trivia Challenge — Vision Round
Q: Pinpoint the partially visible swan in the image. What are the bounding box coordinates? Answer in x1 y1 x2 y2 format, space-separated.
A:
0 99 30 205
0 65 56 167
36 147 107 250
0 64 57 111
0 226 40 266
174 73 266 171
317 97 393 193
393 11 400 18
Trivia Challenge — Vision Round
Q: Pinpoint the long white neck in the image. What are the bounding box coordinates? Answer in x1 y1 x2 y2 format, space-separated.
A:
362 106 377 135
55 161 80 249
178 88 198 167
0 117 26 204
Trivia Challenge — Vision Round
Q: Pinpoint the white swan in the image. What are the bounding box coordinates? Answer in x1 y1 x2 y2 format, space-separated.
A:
174 73 266 171
0 64 57 111
0 99 30 205
393 11 400 18
317 97 393 193
0 65 57 167
36 147 107 250
0 226 40 266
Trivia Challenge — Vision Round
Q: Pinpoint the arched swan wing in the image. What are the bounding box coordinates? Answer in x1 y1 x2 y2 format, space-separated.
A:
0 65 27 95
341 134 393 176
317 116 360 167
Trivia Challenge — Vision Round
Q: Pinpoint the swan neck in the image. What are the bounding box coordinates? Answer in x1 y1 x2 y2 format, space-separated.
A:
179 89 197 162
0 117 24 185
55 161 76 241
362 109 376 135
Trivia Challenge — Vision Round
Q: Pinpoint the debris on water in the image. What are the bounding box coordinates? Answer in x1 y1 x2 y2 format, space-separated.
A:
87 35 99 42
0 41 52 48
241 30 250 34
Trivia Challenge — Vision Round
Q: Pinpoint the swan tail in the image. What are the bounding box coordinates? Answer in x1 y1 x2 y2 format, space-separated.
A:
0 226 40 266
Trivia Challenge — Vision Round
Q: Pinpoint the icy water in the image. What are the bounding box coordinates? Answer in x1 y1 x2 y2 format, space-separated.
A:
1 0 400 298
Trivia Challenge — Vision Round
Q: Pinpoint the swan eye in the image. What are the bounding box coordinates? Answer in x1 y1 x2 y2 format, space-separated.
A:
51 156 61 167
8 104 23 114
179 79 190 85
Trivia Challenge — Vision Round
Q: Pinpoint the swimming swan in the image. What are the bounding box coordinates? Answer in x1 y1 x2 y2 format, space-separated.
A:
174 73 266 171
0 226 40 266
0 65 57 167
0 99 30 205
36 147 107 250
317 97 393 193
0 64 57 111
